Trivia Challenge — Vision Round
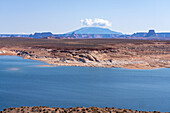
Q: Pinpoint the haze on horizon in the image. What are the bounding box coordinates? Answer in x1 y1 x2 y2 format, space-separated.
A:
0 0 170 34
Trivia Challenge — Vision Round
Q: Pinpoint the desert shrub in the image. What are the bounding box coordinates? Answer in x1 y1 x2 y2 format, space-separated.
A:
51 110 56 113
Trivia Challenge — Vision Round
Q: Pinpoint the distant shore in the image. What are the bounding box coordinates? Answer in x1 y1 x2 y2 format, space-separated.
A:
0 51 165 69
0 48 170 70
0 38 170 69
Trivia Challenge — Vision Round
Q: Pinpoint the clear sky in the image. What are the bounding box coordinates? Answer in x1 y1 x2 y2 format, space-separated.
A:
0 0 170 34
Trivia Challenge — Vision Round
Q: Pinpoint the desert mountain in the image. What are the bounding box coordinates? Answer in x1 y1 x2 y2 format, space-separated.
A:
67 27 122 34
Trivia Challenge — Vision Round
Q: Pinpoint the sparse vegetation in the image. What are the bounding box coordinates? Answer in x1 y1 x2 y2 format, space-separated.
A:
1 37 170 69
0 106 162 113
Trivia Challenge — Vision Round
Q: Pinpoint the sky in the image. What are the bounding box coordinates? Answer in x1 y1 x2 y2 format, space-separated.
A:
0 0 170 34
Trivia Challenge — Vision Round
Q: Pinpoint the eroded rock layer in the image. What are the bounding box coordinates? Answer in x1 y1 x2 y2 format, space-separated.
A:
0 38 170 69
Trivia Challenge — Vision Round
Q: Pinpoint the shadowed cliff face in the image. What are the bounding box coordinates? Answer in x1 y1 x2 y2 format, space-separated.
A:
0 38 170 69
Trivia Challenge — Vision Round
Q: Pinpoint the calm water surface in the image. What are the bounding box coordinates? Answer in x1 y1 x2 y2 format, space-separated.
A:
0 56 170 112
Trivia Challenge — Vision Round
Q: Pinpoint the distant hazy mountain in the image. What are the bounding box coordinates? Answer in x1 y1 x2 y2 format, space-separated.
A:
67 27 122 34
29 32 53 38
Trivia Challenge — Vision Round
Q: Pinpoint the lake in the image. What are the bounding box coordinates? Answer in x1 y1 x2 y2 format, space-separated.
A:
0 56 170 112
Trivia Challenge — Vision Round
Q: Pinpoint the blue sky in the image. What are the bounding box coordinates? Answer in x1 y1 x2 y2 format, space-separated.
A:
0 0 170 34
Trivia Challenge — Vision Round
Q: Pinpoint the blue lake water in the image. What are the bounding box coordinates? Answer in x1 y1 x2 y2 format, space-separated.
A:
0 56 170 112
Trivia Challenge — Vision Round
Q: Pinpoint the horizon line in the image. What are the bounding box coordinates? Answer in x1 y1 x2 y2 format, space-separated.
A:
2 30 170 35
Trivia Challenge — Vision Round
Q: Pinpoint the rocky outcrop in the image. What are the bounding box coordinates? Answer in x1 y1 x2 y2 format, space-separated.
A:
1 44 170 69
1 38 170 69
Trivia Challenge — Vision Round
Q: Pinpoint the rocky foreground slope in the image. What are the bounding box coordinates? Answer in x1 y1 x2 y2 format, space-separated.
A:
0 106 162 113
0 38 170 69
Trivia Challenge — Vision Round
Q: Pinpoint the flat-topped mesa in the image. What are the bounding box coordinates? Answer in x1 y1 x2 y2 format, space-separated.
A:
29 32 53 38
132 29 157 37
146 30 157 37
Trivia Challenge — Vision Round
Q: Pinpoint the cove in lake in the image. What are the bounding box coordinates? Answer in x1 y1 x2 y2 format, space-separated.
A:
0 56 170 112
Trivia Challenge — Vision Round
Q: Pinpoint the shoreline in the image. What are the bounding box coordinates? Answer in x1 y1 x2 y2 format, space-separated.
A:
0 38 170 70
1 54 167 70
0 54 165 70
0 51 170 70
0 106 162 113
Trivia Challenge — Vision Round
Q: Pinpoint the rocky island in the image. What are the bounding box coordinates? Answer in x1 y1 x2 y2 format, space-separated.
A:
0 38 170 69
